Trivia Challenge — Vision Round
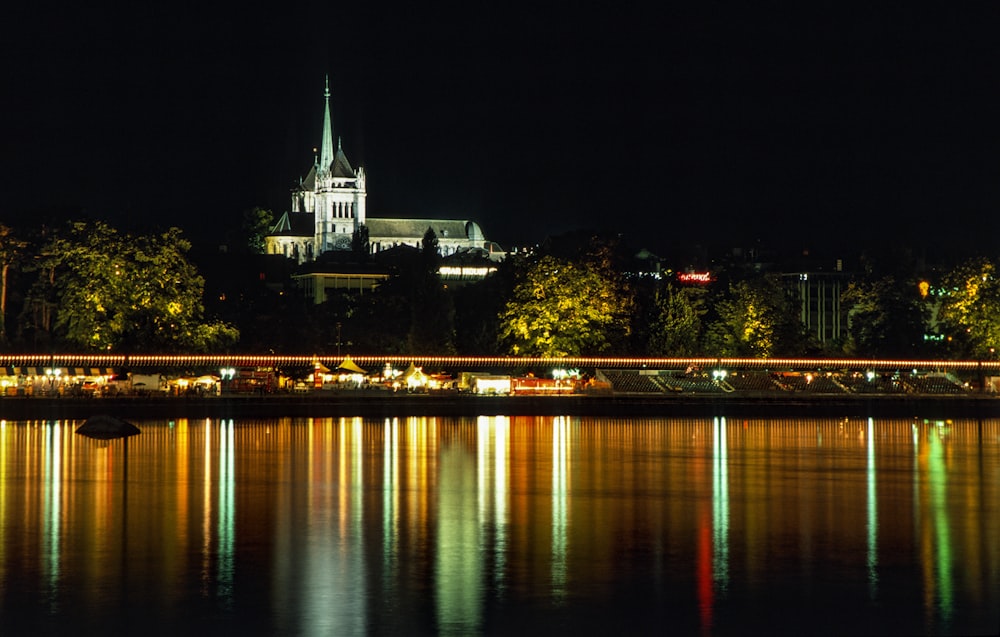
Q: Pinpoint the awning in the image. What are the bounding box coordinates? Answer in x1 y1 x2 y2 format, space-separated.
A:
5 366 115 377
336 357 367 374
402 363 427 382
12 367 70 376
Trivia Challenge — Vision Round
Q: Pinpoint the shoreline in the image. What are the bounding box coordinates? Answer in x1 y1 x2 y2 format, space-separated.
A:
1 392 998 420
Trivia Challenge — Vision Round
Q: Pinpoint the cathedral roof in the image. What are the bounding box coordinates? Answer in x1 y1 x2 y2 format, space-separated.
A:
297 82 357 192
294 146 354 192
299 165 317 191
329 144 354 178
366 218 485 242
269 211 314 237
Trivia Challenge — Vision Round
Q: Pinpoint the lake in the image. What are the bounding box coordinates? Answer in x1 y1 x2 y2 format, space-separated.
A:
0 414 997 636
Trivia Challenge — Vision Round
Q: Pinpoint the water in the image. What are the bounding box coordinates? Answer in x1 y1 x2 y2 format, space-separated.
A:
0 415 997 636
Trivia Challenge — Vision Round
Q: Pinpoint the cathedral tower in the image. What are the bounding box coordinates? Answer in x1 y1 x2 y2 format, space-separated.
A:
290 76 367 254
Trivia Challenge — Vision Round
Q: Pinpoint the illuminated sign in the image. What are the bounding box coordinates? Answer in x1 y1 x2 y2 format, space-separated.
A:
438 266 497 277
678 272 712 284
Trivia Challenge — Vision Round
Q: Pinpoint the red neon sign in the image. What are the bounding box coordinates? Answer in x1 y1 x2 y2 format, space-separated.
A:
678 272 712 283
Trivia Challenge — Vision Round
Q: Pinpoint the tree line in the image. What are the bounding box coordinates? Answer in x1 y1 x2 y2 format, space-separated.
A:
1 219 998 359
0 221 236 352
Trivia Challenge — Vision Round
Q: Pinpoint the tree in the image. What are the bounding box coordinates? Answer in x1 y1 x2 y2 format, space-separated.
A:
0 223 28 346
497 255 633 357
240 207 274 254
702 276 803 357
352 280 412 353
454 257 517 355
647 283 706 356
419 227 440 272
841 276 929 357
937 257 1000 358
351 224 370 262
407 228 455 353
23 221 238 352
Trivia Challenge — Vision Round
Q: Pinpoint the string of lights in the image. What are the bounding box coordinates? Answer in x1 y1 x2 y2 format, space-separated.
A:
0 354 996 372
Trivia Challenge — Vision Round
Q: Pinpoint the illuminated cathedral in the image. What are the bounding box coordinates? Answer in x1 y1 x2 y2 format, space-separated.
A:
266 78 497 265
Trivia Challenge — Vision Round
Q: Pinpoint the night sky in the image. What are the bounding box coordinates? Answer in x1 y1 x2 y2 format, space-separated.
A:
5 4 1000 257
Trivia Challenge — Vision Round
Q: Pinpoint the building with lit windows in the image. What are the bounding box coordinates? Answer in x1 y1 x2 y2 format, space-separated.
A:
781 270 850 347
266 78 501 265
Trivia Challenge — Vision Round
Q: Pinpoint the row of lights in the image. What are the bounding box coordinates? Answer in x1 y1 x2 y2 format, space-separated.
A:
1 354 998 371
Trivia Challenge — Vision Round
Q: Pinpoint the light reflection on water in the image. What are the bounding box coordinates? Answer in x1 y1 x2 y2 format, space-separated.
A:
0 415 997 636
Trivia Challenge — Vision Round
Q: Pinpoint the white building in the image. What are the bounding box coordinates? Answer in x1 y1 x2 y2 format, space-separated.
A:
266 78 499 265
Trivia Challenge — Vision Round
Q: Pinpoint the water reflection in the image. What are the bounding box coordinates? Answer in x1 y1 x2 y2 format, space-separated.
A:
551 415 568 602
0 416 996 636
477 416 508 597
866 417 878 600
919 420 954 628
701 416 729 634
436 419 480 635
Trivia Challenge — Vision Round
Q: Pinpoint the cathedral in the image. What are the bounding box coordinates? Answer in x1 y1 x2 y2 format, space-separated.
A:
266 78 498 265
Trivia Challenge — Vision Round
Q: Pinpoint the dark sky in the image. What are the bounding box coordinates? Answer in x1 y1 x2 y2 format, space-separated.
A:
4 3 999 256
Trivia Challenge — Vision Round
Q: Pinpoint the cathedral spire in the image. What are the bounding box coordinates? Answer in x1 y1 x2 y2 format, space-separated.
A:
319 75 335 175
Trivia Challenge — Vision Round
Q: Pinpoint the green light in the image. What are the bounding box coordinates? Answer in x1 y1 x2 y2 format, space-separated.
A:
552 416 569 600
927 432 954 624
713 417 729 592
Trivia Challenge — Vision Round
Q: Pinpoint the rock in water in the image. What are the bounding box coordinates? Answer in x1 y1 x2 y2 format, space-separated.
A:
76 415 141 439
